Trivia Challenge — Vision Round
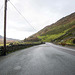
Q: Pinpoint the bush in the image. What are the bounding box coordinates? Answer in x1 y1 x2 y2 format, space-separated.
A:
60 42 66 46
73 39 75 44
9 43 13 46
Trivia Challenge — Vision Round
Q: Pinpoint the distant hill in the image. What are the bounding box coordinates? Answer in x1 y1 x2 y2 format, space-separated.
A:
0 35 19 44
0 35 3 39
24 12 75 45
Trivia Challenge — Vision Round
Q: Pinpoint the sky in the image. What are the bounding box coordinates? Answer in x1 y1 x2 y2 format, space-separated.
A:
0 0 75 40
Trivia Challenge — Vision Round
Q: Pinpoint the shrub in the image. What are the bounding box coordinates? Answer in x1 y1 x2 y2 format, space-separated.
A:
73 39 75 44
60 42 66 46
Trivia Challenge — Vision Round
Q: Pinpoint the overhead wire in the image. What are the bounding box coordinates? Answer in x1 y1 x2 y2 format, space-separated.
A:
9 1 37 31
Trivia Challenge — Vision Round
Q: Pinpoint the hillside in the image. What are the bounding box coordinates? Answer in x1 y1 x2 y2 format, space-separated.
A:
0 35 19 44
24 12 75 45
0 35 2 39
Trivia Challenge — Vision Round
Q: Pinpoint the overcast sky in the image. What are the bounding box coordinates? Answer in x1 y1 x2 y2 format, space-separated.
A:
0 0 75 40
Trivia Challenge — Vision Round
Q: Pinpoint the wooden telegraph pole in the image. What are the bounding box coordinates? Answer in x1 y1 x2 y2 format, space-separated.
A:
3 0 7 55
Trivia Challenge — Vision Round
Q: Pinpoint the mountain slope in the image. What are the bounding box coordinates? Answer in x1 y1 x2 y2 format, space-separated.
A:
0 35 19 44
24 12 75 45
0 35 3 39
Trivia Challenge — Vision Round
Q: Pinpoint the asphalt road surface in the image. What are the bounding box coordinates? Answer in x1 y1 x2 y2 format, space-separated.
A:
0 43 75 75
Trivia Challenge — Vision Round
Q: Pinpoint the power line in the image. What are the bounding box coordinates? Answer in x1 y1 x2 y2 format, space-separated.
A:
9 1 37 31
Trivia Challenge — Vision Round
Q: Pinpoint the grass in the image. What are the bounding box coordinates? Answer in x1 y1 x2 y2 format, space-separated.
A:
38 27 73 42
63 38 75 45
0 44 9 46
0 41 42 46
42 21 75 36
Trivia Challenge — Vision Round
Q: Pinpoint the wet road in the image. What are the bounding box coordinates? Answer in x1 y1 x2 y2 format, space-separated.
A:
0 43 75 75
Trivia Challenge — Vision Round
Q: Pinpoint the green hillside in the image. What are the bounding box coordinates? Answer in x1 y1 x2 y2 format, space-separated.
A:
24 12 75 45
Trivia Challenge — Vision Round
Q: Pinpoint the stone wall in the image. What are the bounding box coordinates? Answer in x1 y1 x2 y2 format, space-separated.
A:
0 42 44 56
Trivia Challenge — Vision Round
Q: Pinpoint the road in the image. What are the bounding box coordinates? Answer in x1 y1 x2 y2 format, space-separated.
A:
0 43 75 75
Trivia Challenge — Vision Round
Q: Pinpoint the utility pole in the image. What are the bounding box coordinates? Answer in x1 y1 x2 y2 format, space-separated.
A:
3 0 7 55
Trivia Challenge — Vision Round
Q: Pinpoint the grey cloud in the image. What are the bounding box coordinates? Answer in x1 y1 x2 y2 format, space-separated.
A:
0 0 75 39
